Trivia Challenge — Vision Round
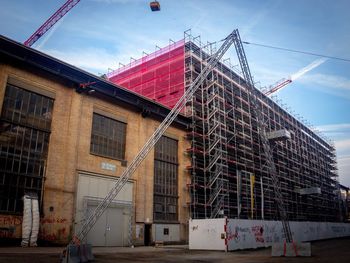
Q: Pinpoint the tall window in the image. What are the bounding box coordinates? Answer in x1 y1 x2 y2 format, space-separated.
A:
0 84 53 213
90 113 126 160
154 136 178 222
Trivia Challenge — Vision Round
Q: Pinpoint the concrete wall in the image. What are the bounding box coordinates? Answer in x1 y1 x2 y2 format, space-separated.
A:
189 218 350 251
0 63 190 244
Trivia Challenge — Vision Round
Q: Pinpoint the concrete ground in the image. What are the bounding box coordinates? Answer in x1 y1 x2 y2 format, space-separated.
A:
0 237 349 263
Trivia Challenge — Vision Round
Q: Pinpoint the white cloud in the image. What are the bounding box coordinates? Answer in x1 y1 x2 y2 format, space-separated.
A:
42 33 168 75
192 11 207 32
308 73 350 90
241 8 269 37
316 123 350 133
35 16 67 50
315 122 350 146
335 139 350 153
335 139 350 186
313 123 350 186
290 58 327 81
299 73 350 99
338 155 350 186
61 18 181 68
338 155 350 165
249 63 289 87
315 123 350 141
44 47 119 74
252 62 350 98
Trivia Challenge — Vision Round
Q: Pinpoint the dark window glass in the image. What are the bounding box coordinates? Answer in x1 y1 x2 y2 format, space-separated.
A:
0 84 53 213
153 136 178 222
163 228 169 235
90 113 126 160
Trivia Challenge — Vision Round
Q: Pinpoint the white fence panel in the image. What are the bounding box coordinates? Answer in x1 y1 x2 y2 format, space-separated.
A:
189 218 226 250
189 218 350 251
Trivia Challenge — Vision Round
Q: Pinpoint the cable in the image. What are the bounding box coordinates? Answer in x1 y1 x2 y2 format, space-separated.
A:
242 41 350 63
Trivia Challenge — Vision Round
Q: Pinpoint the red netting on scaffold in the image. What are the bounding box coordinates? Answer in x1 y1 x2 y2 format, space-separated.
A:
108 40 185 109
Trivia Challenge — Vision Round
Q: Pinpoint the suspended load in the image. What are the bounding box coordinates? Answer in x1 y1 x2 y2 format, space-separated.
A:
150 1 160 11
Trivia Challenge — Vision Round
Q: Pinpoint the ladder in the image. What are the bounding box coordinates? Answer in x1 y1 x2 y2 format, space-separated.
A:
232 30 293 242
70 30 237 244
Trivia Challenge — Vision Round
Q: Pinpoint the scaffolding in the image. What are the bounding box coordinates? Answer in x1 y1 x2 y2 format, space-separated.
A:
108 30 341 222
183 33 231 219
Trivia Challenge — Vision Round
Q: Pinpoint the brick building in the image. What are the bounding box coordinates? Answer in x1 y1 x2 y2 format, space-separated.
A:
0 35 191 246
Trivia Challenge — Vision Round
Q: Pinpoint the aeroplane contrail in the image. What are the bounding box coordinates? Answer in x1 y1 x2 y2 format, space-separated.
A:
290 57 327 81
36 15 67 50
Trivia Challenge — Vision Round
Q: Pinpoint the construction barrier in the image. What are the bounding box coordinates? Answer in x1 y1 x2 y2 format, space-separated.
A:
189 218 350 251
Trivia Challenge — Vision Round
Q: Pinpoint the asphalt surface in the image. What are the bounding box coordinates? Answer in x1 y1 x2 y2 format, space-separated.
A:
0 237 349 263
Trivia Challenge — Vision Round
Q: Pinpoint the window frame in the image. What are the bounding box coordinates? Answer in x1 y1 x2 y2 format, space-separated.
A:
153 136 179 223
0 83 54 214
90 112 127 161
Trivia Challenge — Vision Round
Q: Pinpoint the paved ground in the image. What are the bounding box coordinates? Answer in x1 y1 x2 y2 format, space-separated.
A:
0 237 349 263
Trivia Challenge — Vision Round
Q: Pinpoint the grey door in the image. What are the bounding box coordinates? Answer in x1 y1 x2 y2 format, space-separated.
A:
86 205 107 246
86 205 125 246
106 207 124 246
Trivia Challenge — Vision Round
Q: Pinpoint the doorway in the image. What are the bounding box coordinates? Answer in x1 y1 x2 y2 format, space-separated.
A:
144 224 152 246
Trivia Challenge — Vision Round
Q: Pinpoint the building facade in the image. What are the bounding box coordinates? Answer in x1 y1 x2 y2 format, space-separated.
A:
108 31 341 223
0 31 343 247
0 35 190 245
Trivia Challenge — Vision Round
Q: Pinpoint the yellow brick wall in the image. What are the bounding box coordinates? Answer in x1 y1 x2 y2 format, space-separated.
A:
0 63 190 244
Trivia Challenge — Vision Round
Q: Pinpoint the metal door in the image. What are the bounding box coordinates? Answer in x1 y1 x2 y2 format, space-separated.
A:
86 205 107 246
86 205 125 246
106 207 124 246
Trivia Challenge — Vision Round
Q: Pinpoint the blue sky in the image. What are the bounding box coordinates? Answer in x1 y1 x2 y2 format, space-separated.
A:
1 0 349 185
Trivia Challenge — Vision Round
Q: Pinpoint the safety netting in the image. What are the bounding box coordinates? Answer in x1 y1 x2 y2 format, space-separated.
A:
108 40 185 109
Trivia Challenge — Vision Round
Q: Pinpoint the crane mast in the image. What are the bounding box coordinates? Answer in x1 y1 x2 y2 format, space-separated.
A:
233 30 293 242
24 0 80 47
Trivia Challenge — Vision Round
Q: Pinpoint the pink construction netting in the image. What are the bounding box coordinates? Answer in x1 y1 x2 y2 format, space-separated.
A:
108 40 185 109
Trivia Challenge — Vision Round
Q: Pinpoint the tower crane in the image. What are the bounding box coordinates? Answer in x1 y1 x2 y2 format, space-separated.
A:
24 0 81 47
24 1 161 47
262 57 327 96
232 30 294 244
264 78 292 96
